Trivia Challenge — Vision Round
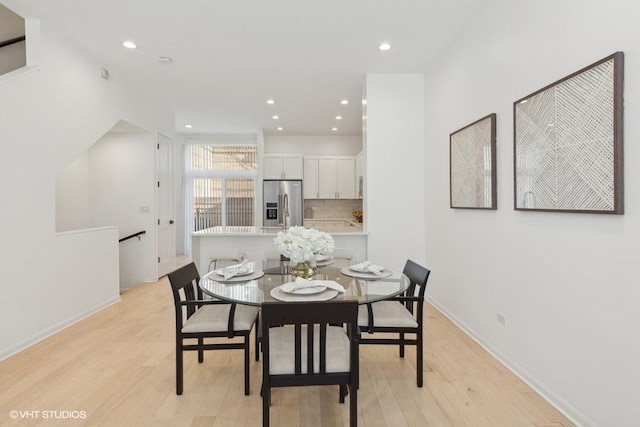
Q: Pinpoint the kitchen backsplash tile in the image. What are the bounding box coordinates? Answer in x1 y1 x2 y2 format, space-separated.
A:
304 199 363 220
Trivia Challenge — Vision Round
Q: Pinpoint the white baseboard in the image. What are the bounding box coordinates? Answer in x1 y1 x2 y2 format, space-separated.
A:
426 296 594 427
0 296 121 362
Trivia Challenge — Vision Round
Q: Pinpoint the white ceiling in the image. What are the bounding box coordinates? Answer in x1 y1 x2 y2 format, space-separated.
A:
4 0 489 136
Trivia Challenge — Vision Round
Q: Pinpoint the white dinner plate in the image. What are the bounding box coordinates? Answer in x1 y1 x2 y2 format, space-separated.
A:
214 268 254 278
316 255 333 262
281 284 328 295
349 264 384 273
270 286 339 302
341 267 393 279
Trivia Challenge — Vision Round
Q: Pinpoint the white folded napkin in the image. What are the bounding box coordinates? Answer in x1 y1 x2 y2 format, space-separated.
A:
351 261 384 274
218 259 251 280
281 277 345 293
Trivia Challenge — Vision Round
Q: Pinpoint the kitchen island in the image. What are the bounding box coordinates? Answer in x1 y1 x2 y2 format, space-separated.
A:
191 226 367 274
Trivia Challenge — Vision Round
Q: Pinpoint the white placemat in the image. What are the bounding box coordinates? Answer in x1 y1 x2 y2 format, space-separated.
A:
270 285 339 302
340 267 393 279
209 270 265 282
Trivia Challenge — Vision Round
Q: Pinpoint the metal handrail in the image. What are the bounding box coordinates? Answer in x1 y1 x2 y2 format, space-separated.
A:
119 230 146 243
0 36 26 49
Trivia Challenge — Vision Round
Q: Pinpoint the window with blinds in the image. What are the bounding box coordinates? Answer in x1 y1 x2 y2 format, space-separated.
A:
184 138 257 235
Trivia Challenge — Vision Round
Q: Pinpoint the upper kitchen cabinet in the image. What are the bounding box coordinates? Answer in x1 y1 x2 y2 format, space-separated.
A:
309 156 355 199
303 156 319 199
336 157 355 199
318 157 338 198
263 154 304 179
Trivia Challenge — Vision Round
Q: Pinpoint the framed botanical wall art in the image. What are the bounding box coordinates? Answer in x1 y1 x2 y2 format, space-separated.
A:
514 52 624 214
450 113 497 209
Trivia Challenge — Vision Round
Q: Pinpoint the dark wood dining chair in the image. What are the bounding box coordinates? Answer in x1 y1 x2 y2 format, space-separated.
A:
358 259 431 387
168 262 259 396
261 300 359 427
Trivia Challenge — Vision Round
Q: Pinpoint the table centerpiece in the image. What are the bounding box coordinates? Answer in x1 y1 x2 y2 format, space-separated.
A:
273 226 335 278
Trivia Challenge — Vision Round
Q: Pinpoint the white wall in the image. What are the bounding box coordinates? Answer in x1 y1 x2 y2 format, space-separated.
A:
56 131 158 289
0 19 173 359
93 132 157 288
56 150 91 231
365 74 426 271
423 1 640 426
265 135 362 156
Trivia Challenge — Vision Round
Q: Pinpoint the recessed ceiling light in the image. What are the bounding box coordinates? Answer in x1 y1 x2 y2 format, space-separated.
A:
340 99 349 105
378 42 391 51
122 40 137 49
157 56 172 64
520 99 528 104
184 124 193 129
331 127 338 131
277 127 283 131
548 123 554 127
335 115 342 120
362 99 367 105
272 115 279 120
267 99 275 105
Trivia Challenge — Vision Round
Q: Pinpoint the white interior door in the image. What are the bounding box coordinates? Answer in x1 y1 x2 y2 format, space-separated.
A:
157 134 176 277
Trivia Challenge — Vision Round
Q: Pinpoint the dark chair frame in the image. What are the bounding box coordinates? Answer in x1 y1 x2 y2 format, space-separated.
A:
359 259 431 387
261 300 359 427
168 262 259 396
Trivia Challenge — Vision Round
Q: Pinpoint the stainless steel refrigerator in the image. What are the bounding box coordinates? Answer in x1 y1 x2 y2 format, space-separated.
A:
263 180 303 227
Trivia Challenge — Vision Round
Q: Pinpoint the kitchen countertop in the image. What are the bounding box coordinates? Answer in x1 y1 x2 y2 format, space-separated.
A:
192 225 366 237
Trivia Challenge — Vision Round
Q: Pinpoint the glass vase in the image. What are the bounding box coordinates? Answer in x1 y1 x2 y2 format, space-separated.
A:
290 261 317 279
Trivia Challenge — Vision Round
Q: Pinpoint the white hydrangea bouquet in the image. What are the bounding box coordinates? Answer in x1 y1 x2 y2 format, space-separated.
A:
273 226 335 264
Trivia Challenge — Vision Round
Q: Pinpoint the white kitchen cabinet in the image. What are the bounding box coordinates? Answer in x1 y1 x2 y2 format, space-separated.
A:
263 154 303 179
318 157 338 198
336 157 355 199
309 156 355 199
303 156 319 199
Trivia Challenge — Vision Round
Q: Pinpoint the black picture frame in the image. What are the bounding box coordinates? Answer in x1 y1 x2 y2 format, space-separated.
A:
513 52 624 214
450 113 497 210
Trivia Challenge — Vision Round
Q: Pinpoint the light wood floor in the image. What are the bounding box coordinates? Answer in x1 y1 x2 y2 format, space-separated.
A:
0 279 573 427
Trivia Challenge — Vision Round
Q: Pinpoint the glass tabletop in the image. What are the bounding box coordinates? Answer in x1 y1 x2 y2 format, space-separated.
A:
199 259 410 307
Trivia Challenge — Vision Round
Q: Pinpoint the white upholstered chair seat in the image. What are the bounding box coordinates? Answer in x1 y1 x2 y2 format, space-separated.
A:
182 304 259 333
358 301 419 329
268 325 350 375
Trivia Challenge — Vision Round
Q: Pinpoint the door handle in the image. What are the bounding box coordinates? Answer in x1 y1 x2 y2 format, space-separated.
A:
169 220 175 224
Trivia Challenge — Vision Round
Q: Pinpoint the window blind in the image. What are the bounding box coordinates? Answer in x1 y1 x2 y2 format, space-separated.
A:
184 136 257 243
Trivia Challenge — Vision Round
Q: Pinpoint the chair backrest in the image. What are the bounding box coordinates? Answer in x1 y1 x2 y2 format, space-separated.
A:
261 300 358 376
167 262 202 322
402 259 431 300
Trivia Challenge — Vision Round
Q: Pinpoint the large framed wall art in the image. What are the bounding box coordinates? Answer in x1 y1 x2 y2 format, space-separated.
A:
450 113 497 209
513 52 624 214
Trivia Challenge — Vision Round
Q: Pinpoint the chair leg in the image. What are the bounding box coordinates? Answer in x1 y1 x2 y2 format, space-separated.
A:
339 384 346 403
417 330 423 388
176 342 183 395
349 383 358 427
198 338 204 363
399 332 405 358
244 335 250 395
255 315 260 362
262 385 270 426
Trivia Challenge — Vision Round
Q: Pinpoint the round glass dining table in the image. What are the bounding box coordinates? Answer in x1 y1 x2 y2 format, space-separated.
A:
199 259 410 306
